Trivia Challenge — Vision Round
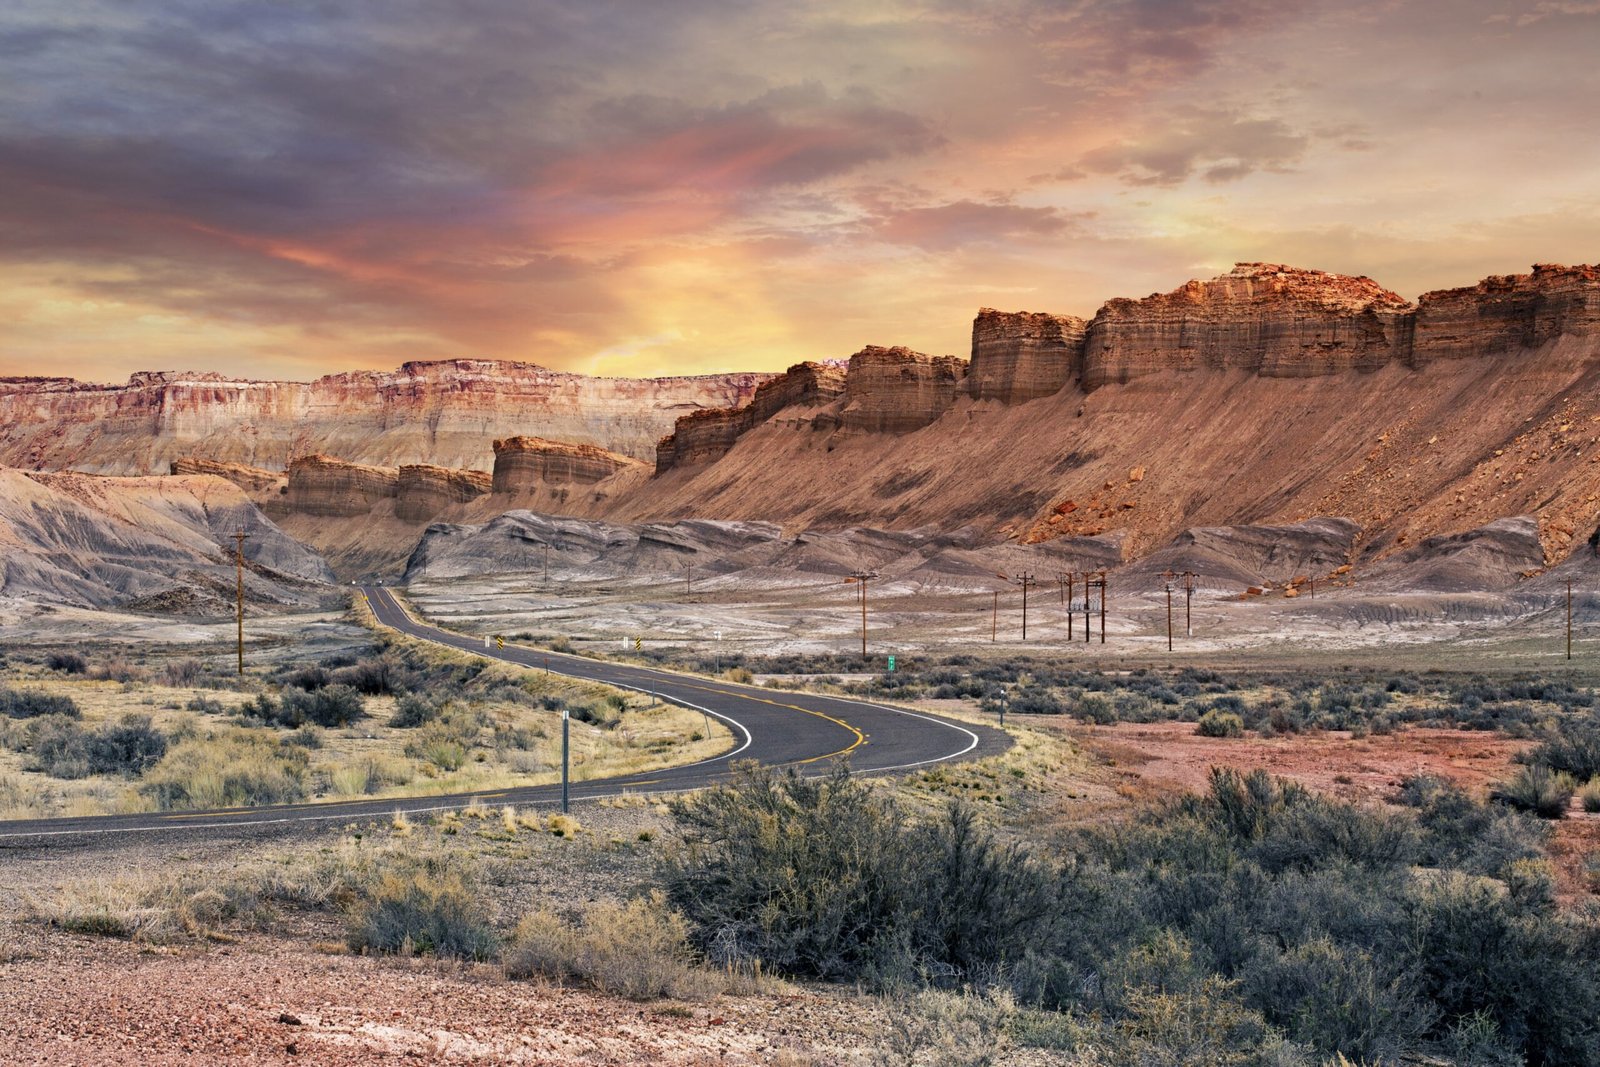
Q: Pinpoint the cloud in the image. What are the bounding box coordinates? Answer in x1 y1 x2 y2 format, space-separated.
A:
1078 108 1311 186
872 199 1082 250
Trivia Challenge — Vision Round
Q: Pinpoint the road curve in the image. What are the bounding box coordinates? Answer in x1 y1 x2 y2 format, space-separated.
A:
0 586 1008 846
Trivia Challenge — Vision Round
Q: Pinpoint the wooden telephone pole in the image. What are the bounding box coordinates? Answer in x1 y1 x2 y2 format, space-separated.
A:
1567 578 1575 660
847 570 878 657
1015 573 1036 640
1182 571 1197 638
1085 570 1108 643
233 528 250 675
1160 569 1178 652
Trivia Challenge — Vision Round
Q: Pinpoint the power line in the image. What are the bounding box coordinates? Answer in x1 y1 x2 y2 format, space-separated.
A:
846 569 879 657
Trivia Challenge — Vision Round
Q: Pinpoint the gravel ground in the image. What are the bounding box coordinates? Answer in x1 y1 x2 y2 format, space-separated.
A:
0 924 886 1065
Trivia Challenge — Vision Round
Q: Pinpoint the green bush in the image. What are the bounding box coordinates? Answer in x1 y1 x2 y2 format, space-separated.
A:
0 688 80 720
246 684 366 729
25 714 166 778
1490 765 1576 819
346 863 496 961
388 693 440 728
1197 710 1245 738
664 763 1053 986
1526 716 1600 781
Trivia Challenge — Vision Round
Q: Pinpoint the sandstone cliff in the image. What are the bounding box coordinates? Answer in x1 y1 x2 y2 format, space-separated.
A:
614 261 1600 573
1081 264 1413 388
968 309 1087 402
169 457 285 495
493 437 642 491
836 347 967 433
655 362 846 473
1412 263 1600 364
286 455 399 518
0 360 771 474
395 465 492 522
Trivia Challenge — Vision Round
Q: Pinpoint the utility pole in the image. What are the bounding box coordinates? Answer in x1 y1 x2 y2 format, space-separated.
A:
1567 578 1574 661
847 570 878 658
1183 571 1196 638
684 563 693 597
233 528 250 675
1008 573 1037 640
1090 570 1108 644
1083 577 1092 644
992 590 998 643
543 541 550 584
1160 569 1177 652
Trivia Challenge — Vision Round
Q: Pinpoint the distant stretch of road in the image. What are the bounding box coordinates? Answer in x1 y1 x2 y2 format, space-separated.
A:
0 585 1007 846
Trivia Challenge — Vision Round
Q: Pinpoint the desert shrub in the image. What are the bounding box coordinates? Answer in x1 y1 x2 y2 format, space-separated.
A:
160 658 205 687
281 665 329 691
724 667 754 684
1581 778 1600 814
1490 765 1576 819
45 651 87 674
25 714 166 778
1008 686 1063 715
185 695 226 714
140 730 307 809
1197 710 1245 738
1400 775 1546 879
872 986 1017 1067
246 685 366 729
330 654 406 695
1524 715 1600 782
506 893 707 999
664 764 1053 986
1073 693 1117 724
0 687 80 720
346 862 496 960
388 693 441 728
89 657 145 683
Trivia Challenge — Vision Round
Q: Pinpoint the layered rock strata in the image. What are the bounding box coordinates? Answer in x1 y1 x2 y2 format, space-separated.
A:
493 437 644 493
655 362 847 473
836 347 967 433
168 457 284 495
1412 264 1600 364
0 360 771 474
1081 264 1414 388
286 455 399 518
395 465 492 521
968 310 1087 402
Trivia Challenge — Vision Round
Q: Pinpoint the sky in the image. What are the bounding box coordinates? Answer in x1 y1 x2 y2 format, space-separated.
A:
2 1 1599 383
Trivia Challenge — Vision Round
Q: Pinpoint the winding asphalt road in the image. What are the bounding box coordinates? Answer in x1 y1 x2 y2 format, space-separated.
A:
0 586 1007 847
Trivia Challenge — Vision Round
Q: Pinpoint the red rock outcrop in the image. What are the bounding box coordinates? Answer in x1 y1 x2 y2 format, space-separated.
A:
286 455 399 518
395 465 493 522
655 362 847 473
169 457 284 495
1081 264 1413 388
0 360 771 475
837 347 966 433
493 437 644 492
968 309 1087 402
1412 263 1600 364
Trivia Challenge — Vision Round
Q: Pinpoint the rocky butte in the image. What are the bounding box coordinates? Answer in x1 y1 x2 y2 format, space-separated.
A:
0 360 771 475
619 262 1600 573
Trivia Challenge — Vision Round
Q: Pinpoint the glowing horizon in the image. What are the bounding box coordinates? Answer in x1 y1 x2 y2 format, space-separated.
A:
3 1 1598 384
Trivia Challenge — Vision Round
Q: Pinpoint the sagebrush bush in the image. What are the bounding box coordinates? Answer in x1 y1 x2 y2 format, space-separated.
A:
1525 715 1600 782
1581 778 1600 814
0 688 80 720
45 651 87 674
346 863 496 960
505 893 707 999
665 764 1052 986
1490 765 1575 819
24 714 166 779
1197 710 1245 738
388 693 440 728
